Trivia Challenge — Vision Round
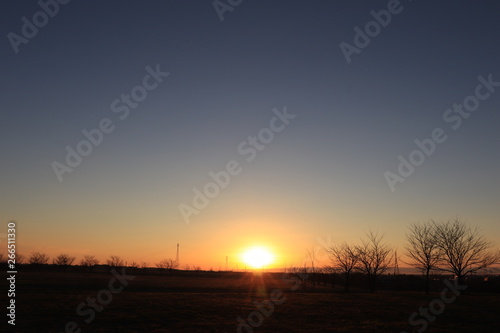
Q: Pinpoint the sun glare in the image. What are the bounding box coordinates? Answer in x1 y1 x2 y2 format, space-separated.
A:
241 246 274 269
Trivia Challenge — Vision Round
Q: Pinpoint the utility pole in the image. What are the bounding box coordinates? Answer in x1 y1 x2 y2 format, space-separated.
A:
394 250 400 275
176 243 179 267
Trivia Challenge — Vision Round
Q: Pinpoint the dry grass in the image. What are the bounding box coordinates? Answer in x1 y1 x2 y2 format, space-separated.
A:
13 271 500 332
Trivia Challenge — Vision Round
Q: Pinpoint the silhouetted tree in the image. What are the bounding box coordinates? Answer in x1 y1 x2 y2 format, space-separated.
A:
305 247 320 288
106 255 125 267
404 223 440 294
355 231 392 293
328 242 358 291
1 253 28 265
29 251 50 264
16 253 26 264
321 265 337 288
53 254 76 266
80 255 100 267
156 258 178 270
433 219 500 285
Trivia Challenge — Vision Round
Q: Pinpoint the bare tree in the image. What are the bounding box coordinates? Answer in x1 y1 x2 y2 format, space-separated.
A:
286 265 308 289
29 251 50 264
1 253 25 264
328 242 358 291
140 261 149 269
16 253 26 264
433 219 500 285
355 230 392 293
306 247 319 273
80 255 100 267
321 265 337 289
53 254 76 266
106 255 125 267
305 247 319 288
404 223 440 294
156 258 179 270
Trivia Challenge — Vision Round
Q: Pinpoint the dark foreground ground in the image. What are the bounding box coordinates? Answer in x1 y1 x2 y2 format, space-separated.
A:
6 269 500 332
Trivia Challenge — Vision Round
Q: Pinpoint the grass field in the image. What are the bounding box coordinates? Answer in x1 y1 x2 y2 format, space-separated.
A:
11 270 500 332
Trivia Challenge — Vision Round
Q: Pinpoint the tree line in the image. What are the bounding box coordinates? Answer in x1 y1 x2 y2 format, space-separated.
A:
0 252 201 271
2 219 498 293
326 219 499 293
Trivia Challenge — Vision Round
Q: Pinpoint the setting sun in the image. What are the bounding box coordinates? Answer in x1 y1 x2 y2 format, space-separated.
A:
241 246 275 269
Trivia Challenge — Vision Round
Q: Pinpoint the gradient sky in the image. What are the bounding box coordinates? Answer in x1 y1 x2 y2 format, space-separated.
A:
1 0 499 269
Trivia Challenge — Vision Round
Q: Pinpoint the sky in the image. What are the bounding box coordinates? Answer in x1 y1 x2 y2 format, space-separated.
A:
1 0 499 270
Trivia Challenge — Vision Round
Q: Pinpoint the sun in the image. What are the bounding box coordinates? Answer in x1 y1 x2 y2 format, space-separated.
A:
241 246 275 269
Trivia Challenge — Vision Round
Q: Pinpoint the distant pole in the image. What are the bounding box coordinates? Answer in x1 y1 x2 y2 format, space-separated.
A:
226 256 228 271
394 250 400 275
176 243 179 267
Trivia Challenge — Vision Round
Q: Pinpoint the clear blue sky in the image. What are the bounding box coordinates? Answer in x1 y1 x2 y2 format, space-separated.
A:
1 0 499 268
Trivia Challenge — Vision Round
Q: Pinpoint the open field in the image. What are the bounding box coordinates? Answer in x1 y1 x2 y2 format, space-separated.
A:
9 270 500 332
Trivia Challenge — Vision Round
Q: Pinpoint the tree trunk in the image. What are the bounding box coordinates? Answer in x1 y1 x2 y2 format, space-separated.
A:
425 269 430 295
368 275 376 293
457 274 464 289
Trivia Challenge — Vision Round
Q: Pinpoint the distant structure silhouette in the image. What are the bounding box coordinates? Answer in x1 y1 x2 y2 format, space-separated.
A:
176 243 179 268
226 256 228 271
393 250 400 275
